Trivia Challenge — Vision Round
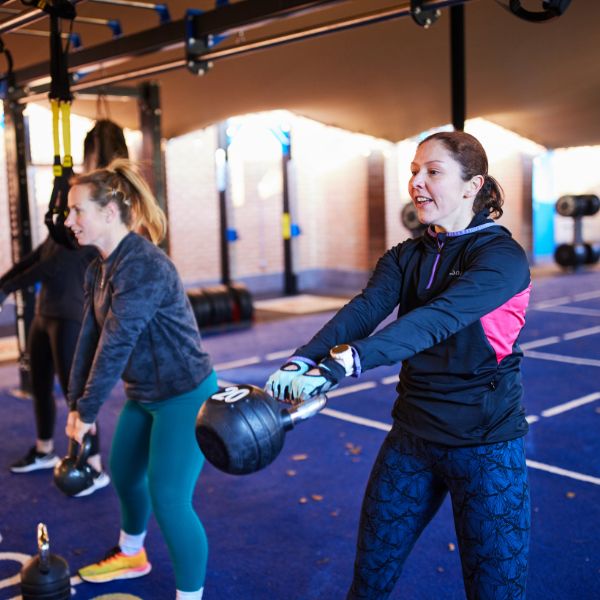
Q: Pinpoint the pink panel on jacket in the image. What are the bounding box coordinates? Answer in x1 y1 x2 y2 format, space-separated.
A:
480 283 532 363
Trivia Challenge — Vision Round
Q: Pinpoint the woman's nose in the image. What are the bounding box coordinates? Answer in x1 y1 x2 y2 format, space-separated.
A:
411 172 424 187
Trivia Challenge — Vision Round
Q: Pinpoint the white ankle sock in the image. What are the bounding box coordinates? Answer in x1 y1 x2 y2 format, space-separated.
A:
118 530 146 556
176 587 204 599
36 439 54 454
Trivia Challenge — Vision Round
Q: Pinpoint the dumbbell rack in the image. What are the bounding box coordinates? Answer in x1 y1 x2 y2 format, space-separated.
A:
554 195 600 270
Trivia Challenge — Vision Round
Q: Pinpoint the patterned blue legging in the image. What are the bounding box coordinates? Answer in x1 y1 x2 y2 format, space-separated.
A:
347 426 530 600
110 371 218 592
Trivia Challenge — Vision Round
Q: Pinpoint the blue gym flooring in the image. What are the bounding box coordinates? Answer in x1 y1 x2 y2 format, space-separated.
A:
0 268 599 599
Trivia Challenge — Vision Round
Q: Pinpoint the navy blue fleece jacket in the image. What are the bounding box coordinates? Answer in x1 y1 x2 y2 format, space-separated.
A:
296 212 531 446
68 232 213 423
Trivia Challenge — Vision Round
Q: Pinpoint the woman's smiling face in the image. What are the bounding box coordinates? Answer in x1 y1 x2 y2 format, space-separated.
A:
409 139 482 232
65 184 107 248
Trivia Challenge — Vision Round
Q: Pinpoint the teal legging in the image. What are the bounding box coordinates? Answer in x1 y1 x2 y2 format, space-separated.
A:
110 371 218 592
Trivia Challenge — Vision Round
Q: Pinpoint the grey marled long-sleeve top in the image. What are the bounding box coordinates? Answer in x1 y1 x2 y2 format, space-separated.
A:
68 232 213 423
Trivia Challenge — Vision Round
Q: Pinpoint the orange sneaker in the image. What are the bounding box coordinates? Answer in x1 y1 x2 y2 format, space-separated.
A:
78 546 152 583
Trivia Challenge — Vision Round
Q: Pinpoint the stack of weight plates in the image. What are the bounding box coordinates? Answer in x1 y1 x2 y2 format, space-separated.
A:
187 283 254 330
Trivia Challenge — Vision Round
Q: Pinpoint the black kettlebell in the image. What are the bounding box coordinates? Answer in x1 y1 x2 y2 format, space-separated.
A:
196 384 326 475
53 435 94 497
20 523 70 600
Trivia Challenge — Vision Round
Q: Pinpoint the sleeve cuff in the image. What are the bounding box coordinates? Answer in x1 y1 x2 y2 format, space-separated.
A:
319 357 346 382
289 355 317 367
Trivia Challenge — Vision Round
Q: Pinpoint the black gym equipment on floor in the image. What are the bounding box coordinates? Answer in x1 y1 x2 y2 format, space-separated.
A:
554 194 600 270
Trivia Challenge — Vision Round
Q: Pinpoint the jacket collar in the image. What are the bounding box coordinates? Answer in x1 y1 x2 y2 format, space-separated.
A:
425 211 497 241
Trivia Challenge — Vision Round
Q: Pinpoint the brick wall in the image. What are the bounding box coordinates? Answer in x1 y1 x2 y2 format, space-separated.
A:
4 108 593 299
165 127 221 284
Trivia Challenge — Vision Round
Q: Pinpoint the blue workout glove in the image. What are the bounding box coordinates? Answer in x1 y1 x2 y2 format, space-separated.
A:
289 360 346 403
265 357 315 401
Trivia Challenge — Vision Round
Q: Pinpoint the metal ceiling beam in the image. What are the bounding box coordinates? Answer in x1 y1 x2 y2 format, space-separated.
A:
9 0 471 93
0 0 86 35
11 18 186 89
197 0 470 63
9 0 346 88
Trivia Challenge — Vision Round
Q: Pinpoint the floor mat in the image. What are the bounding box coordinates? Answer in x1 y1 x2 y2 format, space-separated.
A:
254 294 348 315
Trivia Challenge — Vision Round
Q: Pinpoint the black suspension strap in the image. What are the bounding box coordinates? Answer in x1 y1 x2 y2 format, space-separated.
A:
31 1 78 247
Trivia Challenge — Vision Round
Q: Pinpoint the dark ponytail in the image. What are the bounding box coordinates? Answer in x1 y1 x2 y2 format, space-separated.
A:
474 174 504 219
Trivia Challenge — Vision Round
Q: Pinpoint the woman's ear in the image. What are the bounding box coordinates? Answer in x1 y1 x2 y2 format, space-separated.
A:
104 201 120 222
465 174 484 199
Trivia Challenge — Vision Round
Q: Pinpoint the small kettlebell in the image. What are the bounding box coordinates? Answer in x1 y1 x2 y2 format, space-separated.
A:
53 434 94 497
20 523 70 600
196 384 326 475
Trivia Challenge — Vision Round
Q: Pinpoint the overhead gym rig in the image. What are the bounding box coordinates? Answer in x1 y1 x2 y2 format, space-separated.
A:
0 0 574 390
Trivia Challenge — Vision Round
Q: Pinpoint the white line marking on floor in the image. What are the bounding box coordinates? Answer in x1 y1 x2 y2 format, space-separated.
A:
572 289 600 302
320 408 391 432
319 408 600 487
520 337 561 350
531 289 600 309
214 356 261 370
526 415 539 424
265 349 297 361
526 460 600 486
381 375 398 385
562 325 600 340
541 392 600 418
327 382 378 397
0 552 30 590
536 306 600 317
524 350 600 367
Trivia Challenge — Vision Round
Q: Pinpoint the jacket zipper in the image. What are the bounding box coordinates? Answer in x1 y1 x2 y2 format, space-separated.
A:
425 235 445 290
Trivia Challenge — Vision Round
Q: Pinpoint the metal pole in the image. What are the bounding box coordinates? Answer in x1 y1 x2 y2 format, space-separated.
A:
216 122 231 286
450 3 466 131
138 81 169 253
3 97 35 393
281 138 297 295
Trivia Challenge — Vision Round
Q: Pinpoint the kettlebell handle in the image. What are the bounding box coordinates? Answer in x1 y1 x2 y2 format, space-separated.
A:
37 522 50 573
283 394 327 430
68 433 93 470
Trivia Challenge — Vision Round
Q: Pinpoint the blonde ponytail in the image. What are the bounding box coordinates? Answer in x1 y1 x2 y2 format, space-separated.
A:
71 158 167 244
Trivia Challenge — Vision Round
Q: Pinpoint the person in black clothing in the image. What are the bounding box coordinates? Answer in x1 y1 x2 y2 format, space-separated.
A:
266 131 532 599
3 119 128 495
1 239 98 475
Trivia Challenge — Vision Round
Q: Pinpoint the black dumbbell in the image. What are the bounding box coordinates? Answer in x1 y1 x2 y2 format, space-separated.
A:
53 435 95 496
555 195 600 217
585 243 600 265
554 243 587 268
195 384 326 475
